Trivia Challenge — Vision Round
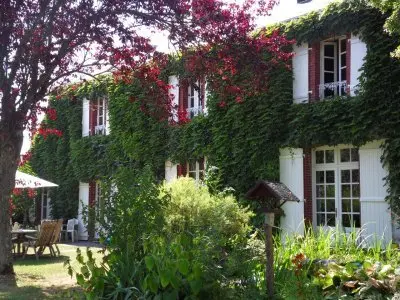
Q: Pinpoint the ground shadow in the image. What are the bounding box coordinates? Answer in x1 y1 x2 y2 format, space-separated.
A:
0 284 84 300
14 255 70 266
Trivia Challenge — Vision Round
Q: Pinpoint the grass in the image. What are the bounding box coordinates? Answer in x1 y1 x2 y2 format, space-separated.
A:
0 243 103 300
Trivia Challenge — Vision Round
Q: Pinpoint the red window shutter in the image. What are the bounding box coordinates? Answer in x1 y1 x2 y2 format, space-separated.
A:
177 163 187 177
179 81 188 111
200 78 206 109
89 101 98 135
308 43 320 102
89 181 96 207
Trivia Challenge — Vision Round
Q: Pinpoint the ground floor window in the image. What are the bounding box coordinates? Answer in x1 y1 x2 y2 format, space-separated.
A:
41 189 50 220
313 146 360 229
187 158 205 182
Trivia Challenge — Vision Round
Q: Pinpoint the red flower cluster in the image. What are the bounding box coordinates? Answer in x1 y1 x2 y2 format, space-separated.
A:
36 128 63 139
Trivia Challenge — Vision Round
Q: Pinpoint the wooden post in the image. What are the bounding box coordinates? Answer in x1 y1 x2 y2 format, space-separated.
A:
265 212 275 299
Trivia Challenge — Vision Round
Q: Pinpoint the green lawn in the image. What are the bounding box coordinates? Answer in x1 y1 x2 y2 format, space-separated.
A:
0 244 103 299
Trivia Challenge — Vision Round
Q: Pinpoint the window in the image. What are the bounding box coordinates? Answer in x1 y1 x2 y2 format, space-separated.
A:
95 98 106 135
314 147 360 229
41 189 50 219
320 37 348 99
187 158 205 182
187 82 203 119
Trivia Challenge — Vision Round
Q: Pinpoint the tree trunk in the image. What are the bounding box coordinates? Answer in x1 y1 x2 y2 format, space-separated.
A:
0 126 24 275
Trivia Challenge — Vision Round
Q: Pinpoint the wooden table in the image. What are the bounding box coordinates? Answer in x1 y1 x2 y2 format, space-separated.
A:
11 229 37 255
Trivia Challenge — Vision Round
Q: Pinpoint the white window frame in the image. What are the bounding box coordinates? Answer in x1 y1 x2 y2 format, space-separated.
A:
187 82 203 119
41 189 50 220
95 98 106 135
187 159 205 182
320 36 348 99
312 145 360 231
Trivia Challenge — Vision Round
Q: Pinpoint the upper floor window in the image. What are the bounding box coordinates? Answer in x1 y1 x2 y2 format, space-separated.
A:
320 37 348 99
187 82 204 119
94 98 107 135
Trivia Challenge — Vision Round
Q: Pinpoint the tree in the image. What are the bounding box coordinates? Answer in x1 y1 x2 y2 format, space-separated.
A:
0 0 290 274
370 0 400 58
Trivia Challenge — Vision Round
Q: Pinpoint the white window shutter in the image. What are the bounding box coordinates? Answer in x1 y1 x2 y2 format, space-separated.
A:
105 98 110 135
350 34 367 96
279 148 304 235
82 98 90 137
359 140 392 245
292 43 309 104
78 182 89 241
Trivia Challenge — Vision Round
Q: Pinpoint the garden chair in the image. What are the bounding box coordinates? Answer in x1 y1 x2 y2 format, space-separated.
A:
23 221 56 260
63 218 78 242
49 219 63 256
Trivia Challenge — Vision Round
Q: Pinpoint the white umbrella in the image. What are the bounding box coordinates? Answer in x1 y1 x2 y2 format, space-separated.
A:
15 171 58 188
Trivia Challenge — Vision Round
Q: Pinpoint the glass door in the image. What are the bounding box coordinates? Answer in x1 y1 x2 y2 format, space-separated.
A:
314 147 360 230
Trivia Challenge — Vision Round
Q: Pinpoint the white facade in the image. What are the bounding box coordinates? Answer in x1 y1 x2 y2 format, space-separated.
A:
165 160 178 183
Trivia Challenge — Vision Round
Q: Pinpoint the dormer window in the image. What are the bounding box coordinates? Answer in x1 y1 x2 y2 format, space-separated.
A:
320 37 348 99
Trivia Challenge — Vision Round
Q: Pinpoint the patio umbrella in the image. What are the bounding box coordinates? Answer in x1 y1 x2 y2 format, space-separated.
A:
15 171 58 188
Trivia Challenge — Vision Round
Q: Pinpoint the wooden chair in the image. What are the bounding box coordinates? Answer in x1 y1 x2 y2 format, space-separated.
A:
49 219 63 256
23 221 56 260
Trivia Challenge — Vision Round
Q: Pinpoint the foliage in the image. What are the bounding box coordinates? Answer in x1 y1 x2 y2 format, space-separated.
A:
273 227 400 299
68 176 265 299
370 0 400 58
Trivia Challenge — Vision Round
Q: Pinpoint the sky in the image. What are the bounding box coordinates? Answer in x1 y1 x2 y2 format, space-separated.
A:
20 0 337 154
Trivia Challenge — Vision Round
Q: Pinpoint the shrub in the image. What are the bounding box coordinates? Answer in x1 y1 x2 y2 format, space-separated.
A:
68 176 264 299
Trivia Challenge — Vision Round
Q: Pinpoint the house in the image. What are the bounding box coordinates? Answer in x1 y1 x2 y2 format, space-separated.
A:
46 1 399 244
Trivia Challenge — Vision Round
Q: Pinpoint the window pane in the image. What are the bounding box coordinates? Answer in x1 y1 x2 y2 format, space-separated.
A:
352 184 360 197
326 170 335 183
316 185 324 197
341 54 347 68
326 199 335 212
189 172 196 179
324 72 335 83
317 213 325 226
340 149 350 162
352 170 360 183
342 185 351 197
317 199 325 212
341 170 350 183
325 58 334 72
326 185 335 198
342 199 351 212
340 39 347 52
341 68 347 81
316 171 325 183
316 151 324 164
353 214 361 228
342 214 351 227
353 199 360 213
351 148 359 162
324 44 335 57
189 161 196 171
326 150 334 163
327 214 336 226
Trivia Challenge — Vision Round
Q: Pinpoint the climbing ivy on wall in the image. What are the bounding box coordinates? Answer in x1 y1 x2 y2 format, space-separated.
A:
30 0 400 217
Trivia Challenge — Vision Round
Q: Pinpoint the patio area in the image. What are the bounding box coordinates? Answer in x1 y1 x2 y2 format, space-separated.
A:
0 243 103 299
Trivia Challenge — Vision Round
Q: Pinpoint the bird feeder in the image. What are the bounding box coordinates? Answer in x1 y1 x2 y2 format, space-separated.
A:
246 181 300 299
